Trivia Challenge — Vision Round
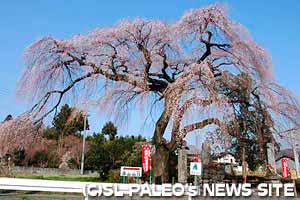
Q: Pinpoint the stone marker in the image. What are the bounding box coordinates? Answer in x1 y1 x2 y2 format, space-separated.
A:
201 141 211 165
267 143 277 172
178 149 188 183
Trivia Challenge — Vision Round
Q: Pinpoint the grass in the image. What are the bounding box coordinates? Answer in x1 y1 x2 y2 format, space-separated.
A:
0 198 74 200
1 173 100 182
0 198 48 200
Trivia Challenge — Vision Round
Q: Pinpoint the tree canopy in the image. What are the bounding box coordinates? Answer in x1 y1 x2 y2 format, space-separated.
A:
16 4 300 181
101 121 117 140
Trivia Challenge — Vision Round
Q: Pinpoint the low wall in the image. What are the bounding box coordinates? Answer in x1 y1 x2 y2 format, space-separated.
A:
9 166 98 176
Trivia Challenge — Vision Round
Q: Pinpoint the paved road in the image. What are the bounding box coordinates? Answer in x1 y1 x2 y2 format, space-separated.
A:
0 194 82 200
0 193 81 199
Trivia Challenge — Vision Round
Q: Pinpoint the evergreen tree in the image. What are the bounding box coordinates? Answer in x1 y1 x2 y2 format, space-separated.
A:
44 104 89 140
101 121 117 140
12 148 26 166
86 121 146 180
220 73 276 170
53 104 89 137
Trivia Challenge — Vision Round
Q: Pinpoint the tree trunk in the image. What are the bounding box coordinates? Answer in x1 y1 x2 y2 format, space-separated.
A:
151 97 173 183
152 144 170 183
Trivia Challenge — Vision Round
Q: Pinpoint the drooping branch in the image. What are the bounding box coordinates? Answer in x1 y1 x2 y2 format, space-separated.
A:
31 69 102 121
27 47 158 121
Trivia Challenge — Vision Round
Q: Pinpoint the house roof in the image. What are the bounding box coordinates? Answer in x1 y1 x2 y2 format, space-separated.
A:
275 148 300 161
212 152 235 159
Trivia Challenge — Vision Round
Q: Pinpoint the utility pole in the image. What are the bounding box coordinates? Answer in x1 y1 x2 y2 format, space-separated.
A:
80 113 87 175
291 131 300 178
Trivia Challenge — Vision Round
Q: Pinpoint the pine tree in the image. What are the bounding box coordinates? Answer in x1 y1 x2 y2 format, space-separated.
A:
101 121 117 140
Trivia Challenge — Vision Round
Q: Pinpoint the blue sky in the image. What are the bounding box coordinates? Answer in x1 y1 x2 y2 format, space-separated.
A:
0 0 299 142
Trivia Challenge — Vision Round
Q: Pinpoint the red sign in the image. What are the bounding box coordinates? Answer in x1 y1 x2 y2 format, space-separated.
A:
192 155 201 162
142 145 151 173
123 167 141 170
281 158 289 178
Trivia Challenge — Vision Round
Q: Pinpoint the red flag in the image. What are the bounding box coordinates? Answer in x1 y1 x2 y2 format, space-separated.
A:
142 145 151 173
281 158 289 178
268 164 274 172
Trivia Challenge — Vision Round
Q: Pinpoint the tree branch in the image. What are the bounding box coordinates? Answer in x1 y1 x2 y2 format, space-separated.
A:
179 118 223 140
167 97 214 150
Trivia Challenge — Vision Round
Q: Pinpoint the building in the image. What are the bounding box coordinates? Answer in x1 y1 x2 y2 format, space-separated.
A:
213 152 237 165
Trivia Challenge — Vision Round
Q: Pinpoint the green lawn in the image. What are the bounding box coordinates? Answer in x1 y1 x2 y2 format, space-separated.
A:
1 173 100 182
0 198 68 200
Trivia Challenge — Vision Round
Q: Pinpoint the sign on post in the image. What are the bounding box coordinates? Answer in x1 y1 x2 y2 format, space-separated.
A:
281 158 289 178
120 166 142 177
190 162 202 176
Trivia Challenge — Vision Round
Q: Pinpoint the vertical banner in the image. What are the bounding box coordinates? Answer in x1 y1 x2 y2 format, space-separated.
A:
281 158 289 178
142 145 151 173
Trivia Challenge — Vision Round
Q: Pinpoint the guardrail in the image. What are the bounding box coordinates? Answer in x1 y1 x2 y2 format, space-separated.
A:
5 177 291 199
0 178 168 200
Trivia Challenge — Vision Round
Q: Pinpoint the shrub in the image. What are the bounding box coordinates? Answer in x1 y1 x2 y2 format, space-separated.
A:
107 169 122 183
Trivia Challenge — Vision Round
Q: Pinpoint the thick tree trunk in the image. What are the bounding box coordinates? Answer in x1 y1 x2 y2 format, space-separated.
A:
151 97 173 183
152 145 170 183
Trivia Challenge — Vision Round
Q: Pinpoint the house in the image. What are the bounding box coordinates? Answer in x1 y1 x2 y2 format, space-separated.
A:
213 152 237 165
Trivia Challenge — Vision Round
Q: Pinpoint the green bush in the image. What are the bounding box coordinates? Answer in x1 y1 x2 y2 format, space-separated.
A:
107 169 122 183
12 148 26 166
28 150 49 167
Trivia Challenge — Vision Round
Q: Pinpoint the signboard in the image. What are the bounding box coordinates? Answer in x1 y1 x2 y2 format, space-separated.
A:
281 158 289 178
142 145 151 173
190 162 202 176
120 166 142 177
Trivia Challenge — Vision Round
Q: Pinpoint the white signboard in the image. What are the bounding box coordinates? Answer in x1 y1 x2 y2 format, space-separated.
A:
120 166 142 177
190 162 202 176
